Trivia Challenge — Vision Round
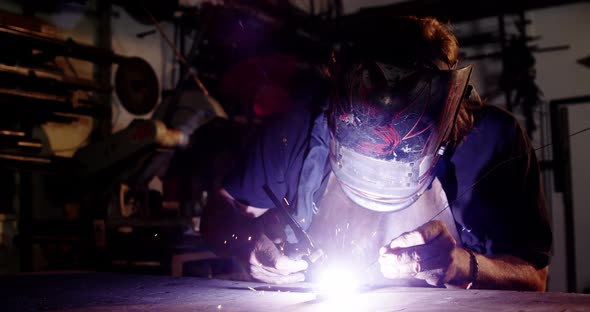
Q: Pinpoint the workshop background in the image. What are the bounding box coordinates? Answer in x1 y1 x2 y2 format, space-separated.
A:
0 0 588 294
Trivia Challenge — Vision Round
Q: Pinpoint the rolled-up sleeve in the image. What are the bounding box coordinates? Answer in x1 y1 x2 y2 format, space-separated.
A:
447 106 552 268
224 108 312 209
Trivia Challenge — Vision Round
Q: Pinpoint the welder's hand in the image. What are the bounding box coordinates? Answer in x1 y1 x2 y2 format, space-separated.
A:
378 220 471 287
248 233 309 284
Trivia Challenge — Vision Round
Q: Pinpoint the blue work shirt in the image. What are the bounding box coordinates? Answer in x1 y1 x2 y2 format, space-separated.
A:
225 103 552 268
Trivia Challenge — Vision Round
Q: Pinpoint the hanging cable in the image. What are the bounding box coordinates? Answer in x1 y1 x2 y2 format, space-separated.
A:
142 6 210 96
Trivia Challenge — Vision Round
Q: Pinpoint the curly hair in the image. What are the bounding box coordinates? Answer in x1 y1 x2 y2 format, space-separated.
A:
329 16 483 145
412 16 484 144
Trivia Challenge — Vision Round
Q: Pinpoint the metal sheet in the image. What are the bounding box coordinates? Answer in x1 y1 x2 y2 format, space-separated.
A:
2 272 590 311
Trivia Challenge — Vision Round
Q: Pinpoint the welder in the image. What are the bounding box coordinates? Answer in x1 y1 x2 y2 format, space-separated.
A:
201 16 552 291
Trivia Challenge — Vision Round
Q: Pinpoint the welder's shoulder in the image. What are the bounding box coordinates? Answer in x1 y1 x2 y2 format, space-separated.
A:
264 103 314 127
259 104 316 143
474 105 525 143
476 105 519 129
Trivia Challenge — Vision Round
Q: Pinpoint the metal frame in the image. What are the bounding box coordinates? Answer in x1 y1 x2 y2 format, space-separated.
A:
550 95 590 292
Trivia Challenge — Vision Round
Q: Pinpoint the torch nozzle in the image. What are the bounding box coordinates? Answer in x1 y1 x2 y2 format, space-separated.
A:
306 248 326 265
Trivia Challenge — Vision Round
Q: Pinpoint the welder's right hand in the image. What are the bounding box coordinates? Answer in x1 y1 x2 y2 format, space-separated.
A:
248 233 309 284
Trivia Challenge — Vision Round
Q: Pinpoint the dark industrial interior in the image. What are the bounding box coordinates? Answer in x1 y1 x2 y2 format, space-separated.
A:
0 0 589 311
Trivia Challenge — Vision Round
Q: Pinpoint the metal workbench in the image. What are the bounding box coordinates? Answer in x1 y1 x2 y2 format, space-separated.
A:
2 272 590 311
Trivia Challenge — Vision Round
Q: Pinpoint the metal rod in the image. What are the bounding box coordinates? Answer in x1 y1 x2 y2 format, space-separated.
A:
142 7 209 96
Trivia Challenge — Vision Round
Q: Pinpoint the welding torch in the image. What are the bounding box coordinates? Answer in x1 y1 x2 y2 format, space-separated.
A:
262 185 325 268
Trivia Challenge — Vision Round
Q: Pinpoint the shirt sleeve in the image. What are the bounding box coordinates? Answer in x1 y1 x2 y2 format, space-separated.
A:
223 107 312 209
448 107 552 268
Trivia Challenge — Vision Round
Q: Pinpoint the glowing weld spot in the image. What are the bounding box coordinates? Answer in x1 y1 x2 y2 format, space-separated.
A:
316 266 360 299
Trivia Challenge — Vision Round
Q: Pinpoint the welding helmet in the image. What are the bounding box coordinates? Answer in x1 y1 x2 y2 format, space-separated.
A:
328 61 473 212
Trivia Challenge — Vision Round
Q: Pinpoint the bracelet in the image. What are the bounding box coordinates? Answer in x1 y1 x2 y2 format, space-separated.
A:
465 248 479 289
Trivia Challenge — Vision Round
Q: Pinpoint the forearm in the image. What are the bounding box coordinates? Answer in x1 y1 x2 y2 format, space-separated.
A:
200 189 262 258
456 249 548 291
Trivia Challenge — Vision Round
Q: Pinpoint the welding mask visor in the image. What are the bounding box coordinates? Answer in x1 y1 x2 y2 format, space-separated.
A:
328 62 473 212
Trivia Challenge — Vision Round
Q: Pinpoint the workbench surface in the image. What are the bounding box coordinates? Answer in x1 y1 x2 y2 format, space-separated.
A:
2 272 589 311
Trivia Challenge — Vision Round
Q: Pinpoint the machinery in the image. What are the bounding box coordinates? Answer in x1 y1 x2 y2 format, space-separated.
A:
0 6 228 273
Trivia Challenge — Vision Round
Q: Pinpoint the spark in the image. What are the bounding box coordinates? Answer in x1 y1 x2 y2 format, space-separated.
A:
247 287 257 292
217 304 222 309
371 231 377 237
231 234 235 238
223 240 227 244
346 223 350 230
154 233 158 237
235 235 238 240
248 236 252 241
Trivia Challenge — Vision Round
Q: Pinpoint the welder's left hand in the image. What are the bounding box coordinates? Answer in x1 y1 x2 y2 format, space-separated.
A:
378 220 471 287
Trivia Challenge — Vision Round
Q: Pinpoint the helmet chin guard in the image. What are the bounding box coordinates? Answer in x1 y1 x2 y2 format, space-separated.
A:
328 63 473 211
